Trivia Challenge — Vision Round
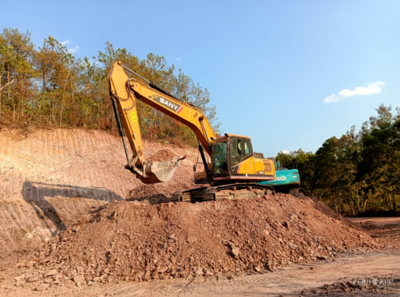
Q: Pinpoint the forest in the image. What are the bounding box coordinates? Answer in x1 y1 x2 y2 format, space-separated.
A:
0 28 219 147
1 27 399 215
276 104 400 215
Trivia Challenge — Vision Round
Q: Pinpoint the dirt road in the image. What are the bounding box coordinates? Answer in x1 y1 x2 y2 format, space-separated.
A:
2 250 398 296
86 251 400 297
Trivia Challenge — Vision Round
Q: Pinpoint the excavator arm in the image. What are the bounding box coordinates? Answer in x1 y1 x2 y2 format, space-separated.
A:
108 61 215 184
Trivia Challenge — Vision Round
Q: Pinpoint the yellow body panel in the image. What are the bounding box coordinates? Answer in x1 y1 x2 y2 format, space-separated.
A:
237 157 275 176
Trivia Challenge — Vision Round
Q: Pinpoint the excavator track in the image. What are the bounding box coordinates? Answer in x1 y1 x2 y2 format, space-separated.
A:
171 183 275 203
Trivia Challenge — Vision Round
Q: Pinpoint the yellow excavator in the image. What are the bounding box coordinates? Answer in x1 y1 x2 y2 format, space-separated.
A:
108 61 276 202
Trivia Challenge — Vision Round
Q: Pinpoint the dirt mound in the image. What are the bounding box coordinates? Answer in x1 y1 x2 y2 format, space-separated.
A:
147 149 178 162
309 197 363 231
18 194 381 287
127 185 169 204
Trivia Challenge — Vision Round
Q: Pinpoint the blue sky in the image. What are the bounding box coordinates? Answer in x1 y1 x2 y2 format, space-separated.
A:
2 0 400 156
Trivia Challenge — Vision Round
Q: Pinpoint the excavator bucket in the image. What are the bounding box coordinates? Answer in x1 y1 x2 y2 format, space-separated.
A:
140 156 184 184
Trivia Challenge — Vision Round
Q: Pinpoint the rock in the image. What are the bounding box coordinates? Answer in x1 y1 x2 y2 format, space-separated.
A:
205 270 214 276
76 266 84 273
232 246 240 257
17 261 27 268
73 275 85 283
44 278 53 284
26 276 39 283
27 261 35 269
317 256 327 261
168 234 175 239
186 236 197 244
53 274 61 281
254 266 261 272
35 284 49 291
44 269 57 277
195 267 204 275
93 277 100 282
159 266 168 273
283 222 291 231
151 268 159 279
15 275 25 282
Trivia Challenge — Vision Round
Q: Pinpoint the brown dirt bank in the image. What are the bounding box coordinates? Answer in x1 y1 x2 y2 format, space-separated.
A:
0 127 202 259
17 194 380 289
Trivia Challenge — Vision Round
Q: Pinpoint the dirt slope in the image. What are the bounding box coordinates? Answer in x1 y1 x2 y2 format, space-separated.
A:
11 193 380 291
0 127 201 259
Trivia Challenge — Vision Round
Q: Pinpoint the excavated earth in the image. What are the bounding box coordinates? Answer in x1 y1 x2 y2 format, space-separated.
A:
0 127 203 264
147 149 178 163
1 127 398 296
10 193 381 291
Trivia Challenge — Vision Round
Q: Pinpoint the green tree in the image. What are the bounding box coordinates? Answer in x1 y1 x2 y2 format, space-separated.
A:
0 28 37 123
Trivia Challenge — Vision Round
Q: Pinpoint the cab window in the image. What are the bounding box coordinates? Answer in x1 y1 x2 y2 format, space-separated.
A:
213 142 228 174
244 138 251 156
230 138 242 157
230 138 252 157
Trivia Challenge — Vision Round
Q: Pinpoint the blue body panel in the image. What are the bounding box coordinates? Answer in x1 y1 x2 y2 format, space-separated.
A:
259 169 300 187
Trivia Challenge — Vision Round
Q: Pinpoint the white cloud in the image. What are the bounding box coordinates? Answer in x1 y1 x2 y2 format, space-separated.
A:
281 149 290 155
60 40 80 54
175 58 181 62
68 46 80 53
60 39 72 46
324 81 386 104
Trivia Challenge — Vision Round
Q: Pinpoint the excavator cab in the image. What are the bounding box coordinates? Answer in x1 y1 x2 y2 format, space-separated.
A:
211 134 254 178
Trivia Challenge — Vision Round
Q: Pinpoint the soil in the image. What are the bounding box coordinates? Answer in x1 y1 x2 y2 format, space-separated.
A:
10 194 381 291
147 149 178 162
0 127 200 260
304 276 400 296
127 185 169 204
1 127 400 297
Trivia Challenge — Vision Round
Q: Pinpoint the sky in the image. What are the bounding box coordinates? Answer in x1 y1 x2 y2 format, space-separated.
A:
2 0 400 156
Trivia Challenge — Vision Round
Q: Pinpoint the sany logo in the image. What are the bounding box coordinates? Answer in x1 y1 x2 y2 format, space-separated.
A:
274 176 286 181
154 97 183 113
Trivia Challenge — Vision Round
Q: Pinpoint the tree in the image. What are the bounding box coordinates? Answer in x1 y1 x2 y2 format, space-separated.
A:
0 28 37 122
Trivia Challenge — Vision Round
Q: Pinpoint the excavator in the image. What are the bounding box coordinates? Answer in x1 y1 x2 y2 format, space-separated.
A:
108 61 276 202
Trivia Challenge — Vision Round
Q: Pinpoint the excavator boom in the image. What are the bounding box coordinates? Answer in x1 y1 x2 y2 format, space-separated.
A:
108 61 276 201
108 61 215 184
